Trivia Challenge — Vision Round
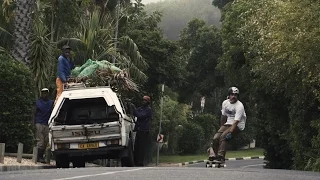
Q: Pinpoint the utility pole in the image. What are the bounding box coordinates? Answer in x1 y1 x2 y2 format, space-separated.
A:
113 0 120 64
156 84 164 166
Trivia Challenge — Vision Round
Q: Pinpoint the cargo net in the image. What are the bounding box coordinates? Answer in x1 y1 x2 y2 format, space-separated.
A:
67 59 139 93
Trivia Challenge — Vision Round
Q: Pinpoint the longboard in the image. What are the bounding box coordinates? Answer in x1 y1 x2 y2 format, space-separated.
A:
206 160 226 168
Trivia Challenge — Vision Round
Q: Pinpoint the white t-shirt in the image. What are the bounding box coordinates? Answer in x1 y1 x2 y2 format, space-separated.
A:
221 99 247 131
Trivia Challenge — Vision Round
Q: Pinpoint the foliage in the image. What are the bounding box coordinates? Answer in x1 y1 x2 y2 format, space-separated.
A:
43 0 85 41
30 0 56 95
217 0 320 170
177 122 205 155
0 0 13 52
212 0 233 9
57 7 147 83
304 119 320 172
145 0 221 40
150 94 190 154
192 113 219 148
120 1 187 99
179 18 222 98
0 55 35 153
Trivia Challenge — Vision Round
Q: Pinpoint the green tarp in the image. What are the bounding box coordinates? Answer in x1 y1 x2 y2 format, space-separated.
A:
71 59 121 78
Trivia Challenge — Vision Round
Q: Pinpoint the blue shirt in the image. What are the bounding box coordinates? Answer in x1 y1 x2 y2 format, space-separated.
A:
57 55 74 82
35 99 54 125
133 106 152 132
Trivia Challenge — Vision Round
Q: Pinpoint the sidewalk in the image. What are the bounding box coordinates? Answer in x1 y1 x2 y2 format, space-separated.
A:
0 164 55 172
0 156 55 172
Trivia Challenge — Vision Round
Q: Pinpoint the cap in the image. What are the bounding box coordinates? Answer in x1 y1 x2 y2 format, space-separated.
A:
62 45 71 50
143 96 151 102
41 88 49 92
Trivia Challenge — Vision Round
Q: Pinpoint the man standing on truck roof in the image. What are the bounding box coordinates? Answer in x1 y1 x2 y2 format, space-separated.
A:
33 88 54 163
54 45 74 105
131 96 152 167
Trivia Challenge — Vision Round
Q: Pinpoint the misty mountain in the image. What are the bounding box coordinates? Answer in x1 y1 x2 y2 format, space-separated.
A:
145 0 221 40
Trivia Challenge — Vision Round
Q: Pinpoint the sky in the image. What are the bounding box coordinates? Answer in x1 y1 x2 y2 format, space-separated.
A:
141 0 163 4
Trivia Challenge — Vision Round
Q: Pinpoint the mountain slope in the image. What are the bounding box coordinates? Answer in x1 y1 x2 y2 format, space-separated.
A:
145 0 221 40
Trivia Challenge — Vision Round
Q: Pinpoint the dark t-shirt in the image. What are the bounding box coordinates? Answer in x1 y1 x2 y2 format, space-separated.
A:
133 106 152 132
35 99 54 125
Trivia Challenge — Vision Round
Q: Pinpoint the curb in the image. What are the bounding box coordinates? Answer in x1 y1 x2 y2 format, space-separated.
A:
0 165 56 172
177 156 265 167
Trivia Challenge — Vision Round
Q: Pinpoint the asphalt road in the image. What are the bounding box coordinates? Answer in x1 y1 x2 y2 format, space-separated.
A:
1 160 320 180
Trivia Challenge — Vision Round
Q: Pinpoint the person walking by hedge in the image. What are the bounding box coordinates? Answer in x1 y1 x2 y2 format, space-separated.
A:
33 88 54 163
54 45 74 105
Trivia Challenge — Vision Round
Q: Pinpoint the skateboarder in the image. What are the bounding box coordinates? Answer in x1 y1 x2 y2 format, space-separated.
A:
208 87 247 163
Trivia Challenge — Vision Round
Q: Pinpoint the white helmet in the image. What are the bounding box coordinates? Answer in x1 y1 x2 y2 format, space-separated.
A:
228 87 239 95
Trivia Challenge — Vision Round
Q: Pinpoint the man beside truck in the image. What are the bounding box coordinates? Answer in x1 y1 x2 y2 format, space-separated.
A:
131 96 153 166
33 88 54 163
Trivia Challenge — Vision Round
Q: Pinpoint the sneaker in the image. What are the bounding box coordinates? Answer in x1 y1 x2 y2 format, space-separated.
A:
215 155 225 163
208 156 216 161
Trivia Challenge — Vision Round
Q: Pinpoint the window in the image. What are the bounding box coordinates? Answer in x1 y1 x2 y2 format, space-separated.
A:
55 97 119 125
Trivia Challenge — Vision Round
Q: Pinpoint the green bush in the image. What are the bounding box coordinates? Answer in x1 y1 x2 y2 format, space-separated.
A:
304 119 320 172
254 92 294 169
0 55 35 153
192 113 219 149
177 122 205 155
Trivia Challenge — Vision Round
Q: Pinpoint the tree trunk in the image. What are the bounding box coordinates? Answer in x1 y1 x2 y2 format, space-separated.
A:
11 0 35 64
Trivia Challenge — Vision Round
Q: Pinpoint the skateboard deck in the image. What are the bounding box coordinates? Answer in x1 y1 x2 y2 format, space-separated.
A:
206 160 226 168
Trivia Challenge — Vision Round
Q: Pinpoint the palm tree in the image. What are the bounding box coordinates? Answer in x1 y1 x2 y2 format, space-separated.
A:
29 0 55 95
0 0 14 54
0 26 11 54
11 0 35 64
57 7 148 83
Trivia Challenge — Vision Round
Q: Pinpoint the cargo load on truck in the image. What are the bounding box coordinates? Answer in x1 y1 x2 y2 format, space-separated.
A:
68 59 139 92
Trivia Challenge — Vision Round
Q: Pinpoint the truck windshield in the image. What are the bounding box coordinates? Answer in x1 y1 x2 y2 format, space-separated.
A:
55 97 119 125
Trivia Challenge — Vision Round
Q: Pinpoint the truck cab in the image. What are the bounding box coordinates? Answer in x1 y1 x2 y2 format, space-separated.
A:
48 83 135 168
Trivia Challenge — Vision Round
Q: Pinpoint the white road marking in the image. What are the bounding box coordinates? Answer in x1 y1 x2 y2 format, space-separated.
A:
53 167 152 180
242 164 265 168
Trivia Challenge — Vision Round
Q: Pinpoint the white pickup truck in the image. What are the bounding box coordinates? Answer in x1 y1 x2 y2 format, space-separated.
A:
48 83 136 168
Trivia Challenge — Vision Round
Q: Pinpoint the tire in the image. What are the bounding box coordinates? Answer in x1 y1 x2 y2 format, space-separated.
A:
121 138 135 167
55 154 70 168
72 159 85 168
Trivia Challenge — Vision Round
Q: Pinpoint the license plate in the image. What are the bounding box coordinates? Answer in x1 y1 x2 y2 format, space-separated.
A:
78 142 99 149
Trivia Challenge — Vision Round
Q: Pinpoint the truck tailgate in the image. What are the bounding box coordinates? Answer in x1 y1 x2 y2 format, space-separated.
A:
50 121 121 143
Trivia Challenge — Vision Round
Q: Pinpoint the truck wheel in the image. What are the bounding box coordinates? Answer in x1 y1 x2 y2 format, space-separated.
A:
72 159 85 168
121 138 135 167
55 154 70 168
